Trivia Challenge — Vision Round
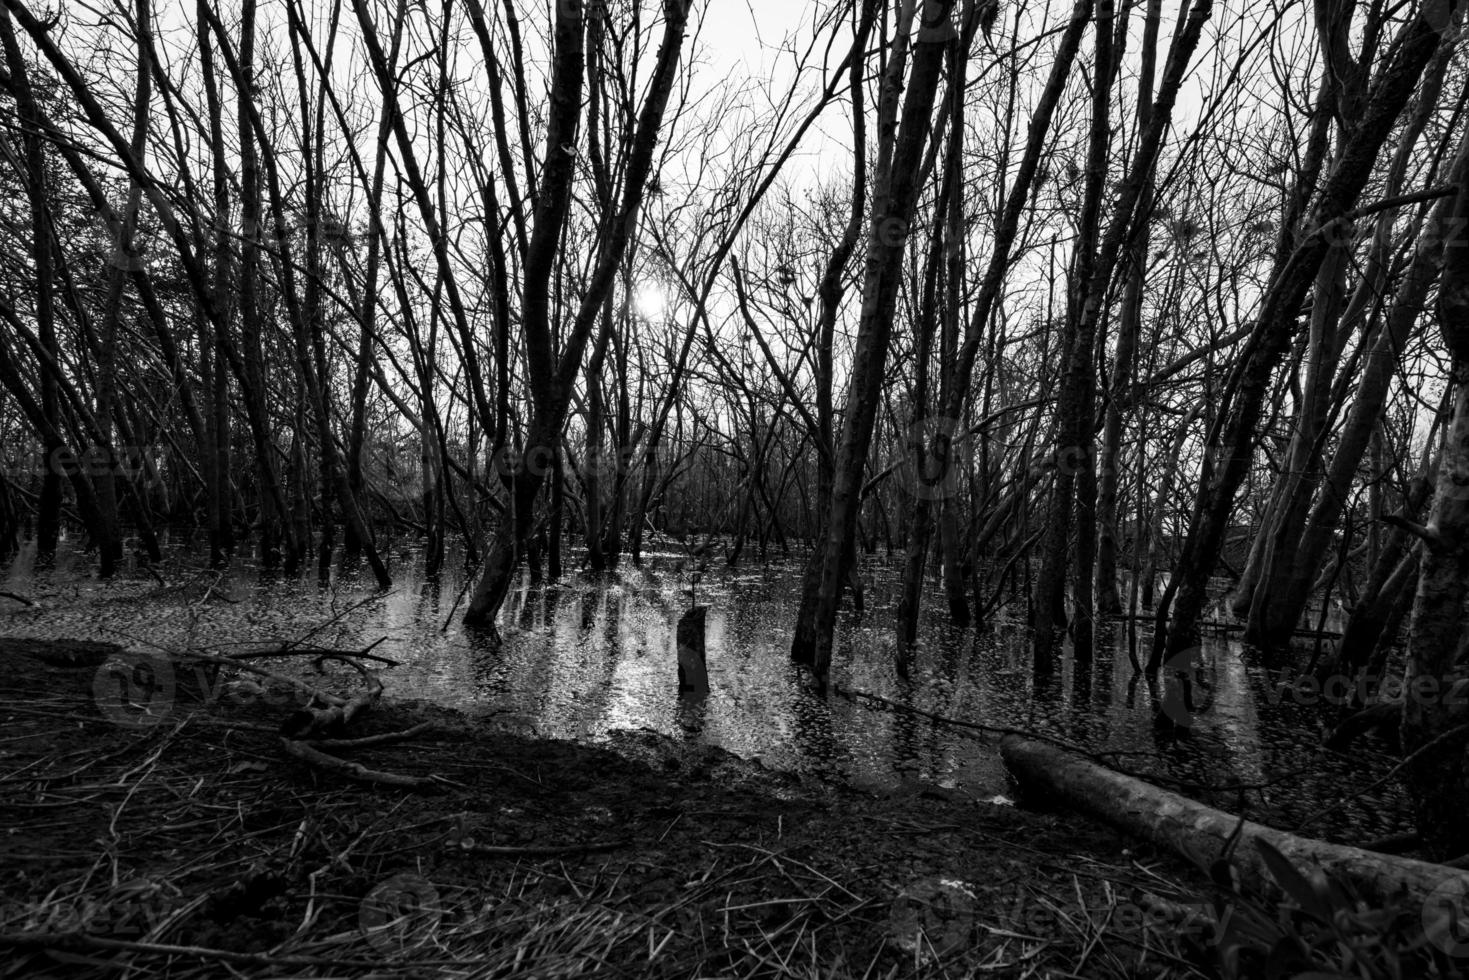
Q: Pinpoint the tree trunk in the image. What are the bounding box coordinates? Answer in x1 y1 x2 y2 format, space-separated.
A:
235 0 294 569
196 0 389 587
1002 735 1469 909
0 8 63 556
1095 0 1162 617
1034 0 1120 661
895 47 962 648
1163 7 1452 661
466 0 694 625
1259 122 1469 641
793 0 958 681
1401 170 1469 859
199 0 238 568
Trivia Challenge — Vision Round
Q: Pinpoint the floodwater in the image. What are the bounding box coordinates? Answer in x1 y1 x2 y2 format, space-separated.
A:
0 533 1410 844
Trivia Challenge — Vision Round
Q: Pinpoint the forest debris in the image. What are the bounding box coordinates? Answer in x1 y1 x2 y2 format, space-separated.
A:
449 839 629 857
1 643 1211 980
2 636 121 668
278 673 381 739
306 720 436 751
227 638 401 668
835 684 1092 754
178 649 348 709
278 736 436 790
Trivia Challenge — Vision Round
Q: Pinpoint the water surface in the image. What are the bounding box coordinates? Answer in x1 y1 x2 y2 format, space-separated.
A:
0 535 1409 844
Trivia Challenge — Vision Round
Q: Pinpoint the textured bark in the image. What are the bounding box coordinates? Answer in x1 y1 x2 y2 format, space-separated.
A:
1002 735 1469 907
586 298 614 572
583 34 620 574
935 22 971 631
1401 168 1469 859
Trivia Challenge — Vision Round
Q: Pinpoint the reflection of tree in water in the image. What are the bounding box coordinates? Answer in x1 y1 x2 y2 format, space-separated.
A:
676 691 706 739
792 691 844 781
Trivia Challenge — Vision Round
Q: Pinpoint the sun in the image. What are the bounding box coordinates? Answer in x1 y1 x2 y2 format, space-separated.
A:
633 281 668 319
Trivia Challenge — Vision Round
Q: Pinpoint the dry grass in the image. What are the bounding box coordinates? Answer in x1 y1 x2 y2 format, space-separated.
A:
0 637 1213 979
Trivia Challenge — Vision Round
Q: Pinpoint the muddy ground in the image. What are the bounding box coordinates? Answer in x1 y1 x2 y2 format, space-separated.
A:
0 636 1219 978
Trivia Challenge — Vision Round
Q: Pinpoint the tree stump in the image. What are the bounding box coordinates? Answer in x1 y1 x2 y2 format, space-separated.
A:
677 606 709 695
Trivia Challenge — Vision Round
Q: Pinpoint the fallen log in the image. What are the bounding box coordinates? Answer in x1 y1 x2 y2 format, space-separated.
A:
1000 734 1469 909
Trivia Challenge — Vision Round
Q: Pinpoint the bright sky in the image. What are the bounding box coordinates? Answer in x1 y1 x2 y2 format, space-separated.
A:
686 0 858 181
696 1 820 70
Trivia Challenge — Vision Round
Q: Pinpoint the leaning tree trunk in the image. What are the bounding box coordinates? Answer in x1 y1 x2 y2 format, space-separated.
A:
1002 735 1469 908
788 1 873 652
0 8 63 556
1257 117 1469 642
1037 0 1215 662
1242 43 1455 638
792 0 959 681
1400 169 1469 860
1162 7 1452 662
87 0 154 577
345 0 405 561
1240 241 1350 644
